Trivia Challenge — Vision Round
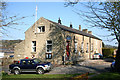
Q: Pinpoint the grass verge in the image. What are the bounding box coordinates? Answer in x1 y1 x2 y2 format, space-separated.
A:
2 73 83 80
89 72 120 80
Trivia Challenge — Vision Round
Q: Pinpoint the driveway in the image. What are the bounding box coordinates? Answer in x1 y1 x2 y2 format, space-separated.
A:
46 59 113 74
2 58 113 74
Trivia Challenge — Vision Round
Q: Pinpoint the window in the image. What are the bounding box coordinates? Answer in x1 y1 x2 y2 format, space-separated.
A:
34 59 41 63
28 60 34 64
32 41 36 52
83 36 84 41
96 40 97 50
46 40 52 53
86 43 89 53
74 42 77 53
91 43 93 52
38 26 45 32
46 53 52 59
81 42 84 53
21 60 27 65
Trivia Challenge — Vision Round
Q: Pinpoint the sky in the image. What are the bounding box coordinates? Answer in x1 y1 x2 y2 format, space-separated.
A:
2 2 118 46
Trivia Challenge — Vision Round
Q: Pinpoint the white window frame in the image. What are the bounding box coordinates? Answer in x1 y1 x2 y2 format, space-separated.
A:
91 43 93 52
75 42 77 53
86 43 89 53
46 40 52 53
46 53 52 59
81 42 84 53
96 40 97 50
32 41 36 52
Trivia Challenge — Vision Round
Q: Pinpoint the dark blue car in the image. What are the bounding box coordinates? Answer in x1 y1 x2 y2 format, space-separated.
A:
9 58 52 74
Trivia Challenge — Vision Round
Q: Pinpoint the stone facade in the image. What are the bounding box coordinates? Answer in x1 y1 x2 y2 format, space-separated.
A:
14 17 102 64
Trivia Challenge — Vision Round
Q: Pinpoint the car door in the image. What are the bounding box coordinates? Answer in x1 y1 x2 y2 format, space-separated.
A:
26 60 36 72
20 60 28 72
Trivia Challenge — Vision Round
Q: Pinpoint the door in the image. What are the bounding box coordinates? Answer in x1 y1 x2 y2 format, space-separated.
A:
20 60 28 71
66 41 70 60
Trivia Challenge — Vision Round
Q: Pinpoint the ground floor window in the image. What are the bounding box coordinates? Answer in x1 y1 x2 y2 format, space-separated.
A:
46 40 52 53
46 53 52 59
81 42 84 53
32 41 36 52
86 43 89 53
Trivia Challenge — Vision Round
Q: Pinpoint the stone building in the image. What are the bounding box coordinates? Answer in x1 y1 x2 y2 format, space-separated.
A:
14 17 102 64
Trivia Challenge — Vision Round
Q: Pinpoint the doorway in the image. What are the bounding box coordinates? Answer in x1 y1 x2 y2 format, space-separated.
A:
66 41 70 60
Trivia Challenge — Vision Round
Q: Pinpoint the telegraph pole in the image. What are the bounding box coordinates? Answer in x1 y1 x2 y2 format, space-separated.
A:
35 0 38 33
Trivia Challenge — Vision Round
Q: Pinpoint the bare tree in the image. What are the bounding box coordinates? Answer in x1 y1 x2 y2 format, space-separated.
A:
65 1 120 72
0 2 34 37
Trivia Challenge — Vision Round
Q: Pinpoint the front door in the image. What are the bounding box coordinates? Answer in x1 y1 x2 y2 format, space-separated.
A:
66 41 70 60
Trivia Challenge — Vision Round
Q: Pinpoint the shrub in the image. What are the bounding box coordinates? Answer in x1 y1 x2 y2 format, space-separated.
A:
102 48 115 58
2 71 8 76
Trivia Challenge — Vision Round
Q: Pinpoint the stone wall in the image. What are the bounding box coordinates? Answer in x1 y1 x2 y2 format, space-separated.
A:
14 17 102 64
14 40 25 60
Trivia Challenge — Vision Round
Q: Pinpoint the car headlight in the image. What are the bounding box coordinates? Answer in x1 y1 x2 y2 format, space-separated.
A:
44 65 48 67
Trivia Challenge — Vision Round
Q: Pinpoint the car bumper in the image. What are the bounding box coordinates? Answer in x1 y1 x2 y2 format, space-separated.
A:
9 69 14 73
46 64 53 71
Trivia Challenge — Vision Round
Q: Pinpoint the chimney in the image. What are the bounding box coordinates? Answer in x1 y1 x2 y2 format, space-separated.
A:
88 31 92 35
70 22 72 28
79 25 81 31
58 17 61 24
82 29 88 33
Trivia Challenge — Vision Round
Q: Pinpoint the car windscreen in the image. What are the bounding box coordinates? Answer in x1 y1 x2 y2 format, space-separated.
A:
33 59 41 63
94 53 99 55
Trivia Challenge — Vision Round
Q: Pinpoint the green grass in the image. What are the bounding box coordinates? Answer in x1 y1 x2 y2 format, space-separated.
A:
3 74 81 78
89 72 120 80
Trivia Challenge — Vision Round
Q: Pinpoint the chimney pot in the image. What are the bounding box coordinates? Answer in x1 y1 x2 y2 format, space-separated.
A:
79 25 81 31
58 17 61 24
70 22 72 28
82 29 88 33
88 31 92 34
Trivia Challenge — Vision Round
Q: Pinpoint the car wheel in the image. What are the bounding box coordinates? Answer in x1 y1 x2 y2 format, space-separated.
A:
14 69 20 75
37 68 44 74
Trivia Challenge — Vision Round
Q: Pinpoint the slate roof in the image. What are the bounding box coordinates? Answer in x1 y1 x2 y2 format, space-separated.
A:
46 19 101 40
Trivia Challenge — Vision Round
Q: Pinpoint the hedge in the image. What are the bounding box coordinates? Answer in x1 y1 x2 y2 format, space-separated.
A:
102 48 115 57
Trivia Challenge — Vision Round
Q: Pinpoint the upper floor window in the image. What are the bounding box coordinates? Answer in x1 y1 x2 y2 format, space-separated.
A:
91 43 93 52
74 42 77 53
96 40 97 50
38 26 45 32
81 42 84 53
83 36 84 41
32 41 36 52
46 40 52 53
86 43 89 53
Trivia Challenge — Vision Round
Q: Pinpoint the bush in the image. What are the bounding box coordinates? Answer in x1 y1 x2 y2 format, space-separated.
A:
102 48 115 58
2 71 8 76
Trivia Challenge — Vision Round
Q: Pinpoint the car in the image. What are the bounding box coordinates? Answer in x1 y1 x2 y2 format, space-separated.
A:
93 53 103 59
111 61 115 70
9 58 53 74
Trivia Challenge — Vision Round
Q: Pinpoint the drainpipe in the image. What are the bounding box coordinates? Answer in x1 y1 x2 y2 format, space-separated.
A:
89 38 91 59
62 30 66 65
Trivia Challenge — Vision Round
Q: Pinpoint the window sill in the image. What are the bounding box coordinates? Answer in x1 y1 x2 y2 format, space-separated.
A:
31 52 36 54
46 58 52 59
35 32 45 34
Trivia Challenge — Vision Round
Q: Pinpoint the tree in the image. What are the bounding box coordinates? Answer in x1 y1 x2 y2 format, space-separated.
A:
0 2 34 37
65 1 120 71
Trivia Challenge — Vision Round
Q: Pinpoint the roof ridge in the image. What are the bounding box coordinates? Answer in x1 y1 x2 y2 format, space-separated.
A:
43 17 101 40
